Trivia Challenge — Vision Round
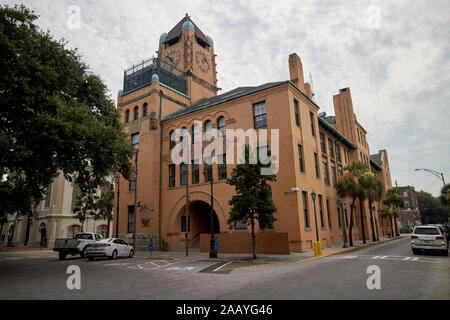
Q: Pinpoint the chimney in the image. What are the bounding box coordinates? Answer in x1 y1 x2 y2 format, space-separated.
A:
333 87 357 143
289 53 304 91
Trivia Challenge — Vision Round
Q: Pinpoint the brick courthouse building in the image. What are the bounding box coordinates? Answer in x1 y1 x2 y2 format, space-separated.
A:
114 15 394 253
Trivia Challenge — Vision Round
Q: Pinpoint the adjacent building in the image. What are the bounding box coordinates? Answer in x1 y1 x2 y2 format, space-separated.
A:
114 15 394 252
394 185 421 228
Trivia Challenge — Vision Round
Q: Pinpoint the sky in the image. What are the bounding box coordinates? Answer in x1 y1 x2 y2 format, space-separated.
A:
5 0 450 197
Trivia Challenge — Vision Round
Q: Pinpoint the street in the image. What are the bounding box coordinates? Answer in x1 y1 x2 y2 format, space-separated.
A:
0 237 448 300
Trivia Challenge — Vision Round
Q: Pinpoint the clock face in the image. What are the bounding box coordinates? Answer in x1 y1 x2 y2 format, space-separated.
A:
164 48 180 67
195 50 210 72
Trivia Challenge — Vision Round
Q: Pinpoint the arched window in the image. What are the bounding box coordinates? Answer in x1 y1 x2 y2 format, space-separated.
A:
180 127 188 145
217 116 226 137
143 103 148 117
169 130 176 149
204 120 212 141
134 106 139 120
125 109 130 123
192 122 200 145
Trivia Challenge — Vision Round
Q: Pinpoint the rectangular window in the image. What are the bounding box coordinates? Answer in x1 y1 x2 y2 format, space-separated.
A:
331 162 337 186
337 206 342 228
320 132 326 154
302 191 310 228
328 138 334 159
204 157 212 182
310 112 315 136
337 164 343 177
318 195 324 228
294 99 300 126
218 154 227 180
335 143 341 163
127 205 135 233
192 160 199 184
181 216 191 232
180 163 188 186
235 220 248 230
314 153 320 178
323 159 330 185
169 164 175 187
253 101 267 129
298 144 304 173
131 133 139 150
326 200 331 228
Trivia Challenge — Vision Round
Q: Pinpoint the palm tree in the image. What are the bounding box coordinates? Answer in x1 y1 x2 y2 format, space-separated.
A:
374 178 385 240
383 189 404 237
360 171 382 242
336 162 367 246
96 189 115 238
380 208 394 237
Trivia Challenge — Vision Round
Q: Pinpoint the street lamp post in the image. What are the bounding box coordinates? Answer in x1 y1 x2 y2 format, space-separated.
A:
111 175 120 238
311 191 322 256
203 165 217 259
182 164 189 256
415 168 446 187
338 197 348 248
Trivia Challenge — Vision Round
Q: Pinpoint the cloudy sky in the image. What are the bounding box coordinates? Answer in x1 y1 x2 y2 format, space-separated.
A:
6 0 450 197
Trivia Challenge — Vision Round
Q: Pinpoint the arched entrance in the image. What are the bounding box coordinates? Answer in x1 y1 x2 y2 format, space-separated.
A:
179 200 220 243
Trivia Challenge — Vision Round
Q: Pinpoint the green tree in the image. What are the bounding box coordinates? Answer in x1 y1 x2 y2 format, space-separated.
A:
383 189 403 237
439 184 450 208
72 184 99 233
360 171 382 242
226 145 277 259
0 4 133 220
417 190 450 224
380 208 394 237
336 162 367 246
96 187 115 238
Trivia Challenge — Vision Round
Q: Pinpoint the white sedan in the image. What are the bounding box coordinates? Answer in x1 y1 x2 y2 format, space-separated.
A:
86 238 134 261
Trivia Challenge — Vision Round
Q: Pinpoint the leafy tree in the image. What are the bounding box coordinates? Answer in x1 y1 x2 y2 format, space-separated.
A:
439 184 450 208
417 190 450 224
380 208 394 237
336 162 367 246
226 145 277 259
360 171 382 242
0 4 133 220
383 189 403 236
72 184 99 232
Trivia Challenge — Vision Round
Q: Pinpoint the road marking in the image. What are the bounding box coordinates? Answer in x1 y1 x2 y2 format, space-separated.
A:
104 262 133 266
165 266 195 271
343 255 358 259
213 261 231 272
371 256 380 259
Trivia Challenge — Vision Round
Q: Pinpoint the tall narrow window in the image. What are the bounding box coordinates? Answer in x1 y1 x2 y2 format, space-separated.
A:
204 120 212 141
125 109 130 123
192 160 199 184
127 206 135 233
331 162 337 186
131 133 139 151
318 195 324 228
326 199 331 228
298 144 304 173
294 99 300 126
253 101 267 128
337 206 342 228
168 164 175 187
314 153 320 178
133 106 138 120
180 127 188 145
320 132 326 154
169 130 176 150
310 112 315 136
143 103 148 117
323 159 330 185
344 208 349 227
217 116 226 137
335 143 341 163
218 154 227 180
302 191 310 228
180 163 188 186
328 138 334 159
192 123 200 145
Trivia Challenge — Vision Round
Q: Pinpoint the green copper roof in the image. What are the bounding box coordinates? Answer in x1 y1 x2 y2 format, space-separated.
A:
159 33 167 43
206 35 214 46
151 74 159 83
182 20 194 32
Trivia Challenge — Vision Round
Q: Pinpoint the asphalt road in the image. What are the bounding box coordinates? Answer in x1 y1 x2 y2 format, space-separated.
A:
0 237 448 300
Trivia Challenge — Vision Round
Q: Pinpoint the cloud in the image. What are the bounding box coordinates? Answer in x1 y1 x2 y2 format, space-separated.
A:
4 0 450 196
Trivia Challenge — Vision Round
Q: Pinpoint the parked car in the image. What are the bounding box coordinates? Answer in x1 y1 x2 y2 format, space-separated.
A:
86 238 134 261
411 226 448 256
53 232 103 260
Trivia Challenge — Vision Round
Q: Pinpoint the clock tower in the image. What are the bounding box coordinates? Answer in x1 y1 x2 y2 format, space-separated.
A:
157 14 219 103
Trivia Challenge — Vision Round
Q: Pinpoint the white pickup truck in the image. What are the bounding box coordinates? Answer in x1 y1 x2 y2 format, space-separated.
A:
53 232 103 260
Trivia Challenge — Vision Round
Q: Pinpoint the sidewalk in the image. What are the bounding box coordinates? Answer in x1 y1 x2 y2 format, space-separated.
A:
0 247 53 253
133 235 407 264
